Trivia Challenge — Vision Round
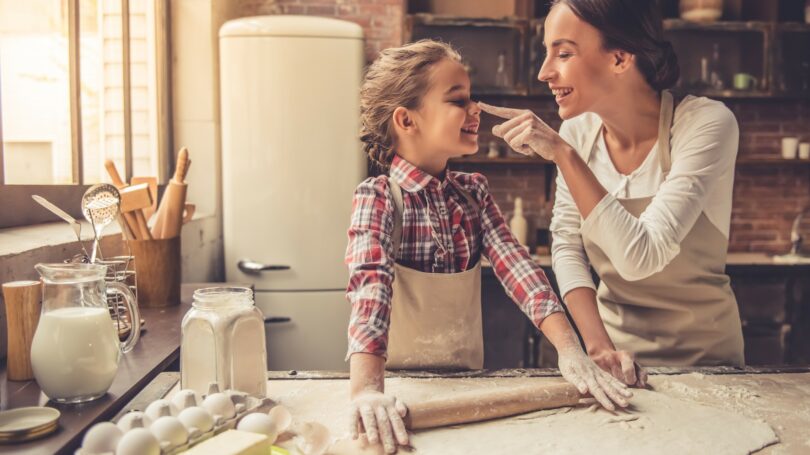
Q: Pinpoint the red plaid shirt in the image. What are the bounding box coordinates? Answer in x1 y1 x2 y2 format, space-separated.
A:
345 155 563 359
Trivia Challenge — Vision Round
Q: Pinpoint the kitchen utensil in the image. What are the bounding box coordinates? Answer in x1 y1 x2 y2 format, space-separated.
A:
81 184 121 262
31 263 140 403
403 382 581 430
104 160 141 236
31 195 90 259
181 287 267 396
0 407 60 443
152 147 190 239
2 281 41 381
131 176 158 220
120 183 154 240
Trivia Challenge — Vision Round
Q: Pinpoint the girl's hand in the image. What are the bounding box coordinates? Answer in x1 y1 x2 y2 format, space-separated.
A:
557 343 634 411
589 347 649 387
478 102 569 162
349 390 409 454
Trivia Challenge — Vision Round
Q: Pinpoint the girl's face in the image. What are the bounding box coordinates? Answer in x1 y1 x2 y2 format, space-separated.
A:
411 59 481 159
538 4 616 120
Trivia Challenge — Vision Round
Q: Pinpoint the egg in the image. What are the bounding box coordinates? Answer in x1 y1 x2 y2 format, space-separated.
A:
150 415 189 447
294 421 330 455
116 411 152 432
115 427 160 455
202 393 236 419
171 389 201 411
144 399 178 421
237 413 278 443
267 405 292 434
178 406 214 433
82 421 123 453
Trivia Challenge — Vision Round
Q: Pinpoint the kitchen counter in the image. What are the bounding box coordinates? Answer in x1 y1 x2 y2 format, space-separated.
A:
0 283 246 455
142 366 810 454
483 252 810 269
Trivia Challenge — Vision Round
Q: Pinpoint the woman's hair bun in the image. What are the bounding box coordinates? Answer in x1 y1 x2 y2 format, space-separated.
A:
652 41 680 91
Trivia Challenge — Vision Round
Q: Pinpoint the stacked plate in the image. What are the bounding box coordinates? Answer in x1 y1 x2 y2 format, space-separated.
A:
0 407 61 443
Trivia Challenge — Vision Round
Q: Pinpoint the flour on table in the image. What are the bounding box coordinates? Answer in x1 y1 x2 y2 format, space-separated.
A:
267 377 778 455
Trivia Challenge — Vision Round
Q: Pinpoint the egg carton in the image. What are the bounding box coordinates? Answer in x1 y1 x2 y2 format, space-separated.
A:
76 382 287 455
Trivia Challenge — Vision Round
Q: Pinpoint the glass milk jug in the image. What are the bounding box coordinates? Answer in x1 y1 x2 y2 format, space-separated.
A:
31 263 140 403
181 287 267 396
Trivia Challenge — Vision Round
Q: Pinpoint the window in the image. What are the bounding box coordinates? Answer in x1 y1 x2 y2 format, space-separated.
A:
0 0 171 228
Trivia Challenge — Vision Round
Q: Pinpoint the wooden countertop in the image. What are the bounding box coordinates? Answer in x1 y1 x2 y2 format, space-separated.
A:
482 252 810 269
0 283 237 455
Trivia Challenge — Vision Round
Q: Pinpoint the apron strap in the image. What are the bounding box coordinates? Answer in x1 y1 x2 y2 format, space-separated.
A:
388 177 404 257
657 90 675 174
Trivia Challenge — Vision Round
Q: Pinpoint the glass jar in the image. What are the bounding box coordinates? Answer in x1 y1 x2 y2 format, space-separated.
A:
180 287 267 396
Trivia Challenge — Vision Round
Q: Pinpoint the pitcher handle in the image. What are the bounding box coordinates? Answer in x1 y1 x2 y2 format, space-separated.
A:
107 281 141 353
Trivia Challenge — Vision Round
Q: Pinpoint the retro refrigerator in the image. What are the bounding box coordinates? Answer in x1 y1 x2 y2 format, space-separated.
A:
219 16 365 371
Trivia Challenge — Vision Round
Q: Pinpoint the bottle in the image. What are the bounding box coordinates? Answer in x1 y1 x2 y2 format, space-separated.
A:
495 51 509 88
510 197 529 246
709 43 724 90
535 206 552 256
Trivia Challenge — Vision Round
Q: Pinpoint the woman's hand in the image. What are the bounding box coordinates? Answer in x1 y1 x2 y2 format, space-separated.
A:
478 102 570 162
589 347 648 387
349 390 409 454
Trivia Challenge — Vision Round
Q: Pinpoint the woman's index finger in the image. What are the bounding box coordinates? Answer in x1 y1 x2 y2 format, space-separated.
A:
478 101 524 119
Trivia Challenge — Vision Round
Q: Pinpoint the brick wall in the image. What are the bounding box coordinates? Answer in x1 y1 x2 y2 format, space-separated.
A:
236 0 810 255
237 0 405 62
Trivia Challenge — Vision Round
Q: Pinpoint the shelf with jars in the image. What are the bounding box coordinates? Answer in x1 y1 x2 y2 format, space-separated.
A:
406 13 810 100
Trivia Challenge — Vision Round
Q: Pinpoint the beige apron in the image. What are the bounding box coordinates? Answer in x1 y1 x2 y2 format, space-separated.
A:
385 178 484 370
580 91 745 367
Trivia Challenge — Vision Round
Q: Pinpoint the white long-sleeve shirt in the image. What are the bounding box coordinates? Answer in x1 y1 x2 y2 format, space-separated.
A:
550 96 739 298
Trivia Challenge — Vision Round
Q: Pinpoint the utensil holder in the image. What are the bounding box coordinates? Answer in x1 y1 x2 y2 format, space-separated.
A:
128 237 181 307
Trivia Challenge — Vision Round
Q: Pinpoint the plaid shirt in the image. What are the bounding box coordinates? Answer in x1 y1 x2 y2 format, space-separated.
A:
345 155 563 359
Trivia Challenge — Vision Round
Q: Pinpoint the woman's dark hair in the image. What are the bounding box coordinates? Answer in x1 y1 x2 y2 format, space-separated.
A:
551 0 679 91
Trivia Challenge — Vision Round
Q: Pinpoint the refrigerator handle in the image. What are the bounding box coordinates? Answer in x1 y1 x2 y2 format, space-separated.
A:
238 259 291 274
265 316 292 324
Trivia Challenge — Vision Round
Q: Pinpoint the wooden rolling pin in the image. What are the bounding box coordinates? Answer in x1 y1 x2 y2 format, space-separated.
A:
403 382 581 430
151 147 191 239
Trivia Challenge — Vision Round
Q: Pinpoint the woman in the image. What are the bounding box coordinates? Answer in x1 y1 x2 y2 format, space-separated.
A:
481 0 745 386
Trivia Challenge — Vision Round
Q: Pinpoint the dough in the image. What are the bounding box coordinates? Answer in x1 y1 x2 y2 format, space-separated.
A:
267 377 778 455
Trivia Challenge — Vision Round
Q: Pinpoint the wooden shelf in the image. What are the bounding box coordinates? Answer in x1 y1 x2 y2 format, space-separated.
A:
737 158 810 165
664 19 771 32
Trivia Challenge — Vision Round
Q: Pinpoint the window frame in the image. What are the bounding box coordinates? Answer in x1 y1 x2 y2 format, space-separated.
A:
0 0 173 229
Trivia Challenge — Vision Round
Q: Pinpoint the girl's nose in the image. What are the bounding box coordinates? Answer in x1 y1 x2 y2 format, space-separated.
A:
469 101 482 116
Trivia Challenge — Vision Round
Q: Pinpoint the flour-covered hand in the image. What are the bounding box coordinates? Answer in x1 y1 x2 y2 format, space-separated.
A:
349 390 409 454
557 344 633 411
478 102 569 161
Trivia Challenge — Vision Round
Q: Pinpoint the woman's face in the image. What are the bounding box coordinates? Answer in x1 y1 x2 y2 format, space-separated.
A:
412 59 481 158
538 3 616 120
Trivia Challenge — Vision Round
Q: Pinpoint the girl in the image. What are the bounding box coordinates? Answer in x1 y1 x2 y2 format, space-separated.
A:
481 0 745 386
345 40 630 454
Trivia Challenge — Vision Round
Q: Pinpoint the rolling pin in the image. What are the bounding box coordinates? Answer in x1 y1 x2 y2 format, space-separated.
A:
403 382 581 430
331 383 584 455
151 147 191 239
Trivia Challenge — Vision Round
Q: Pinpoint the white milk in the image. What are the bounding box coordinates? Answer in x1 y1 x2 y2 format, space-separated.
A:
30 306 120 402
